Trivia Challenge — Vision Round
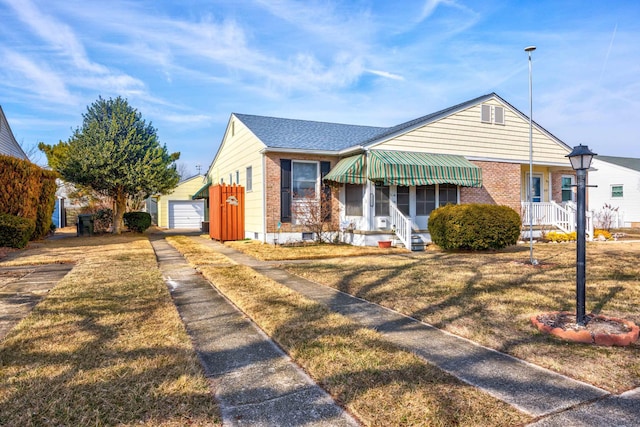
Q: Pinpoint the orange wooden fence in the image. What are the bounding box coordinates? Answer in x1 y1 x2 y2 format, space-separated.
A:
209 184 245 242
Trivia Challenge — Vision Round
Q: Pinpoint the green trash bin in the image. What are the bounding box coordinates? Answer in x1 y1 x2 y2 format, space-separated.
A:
77 214 94 237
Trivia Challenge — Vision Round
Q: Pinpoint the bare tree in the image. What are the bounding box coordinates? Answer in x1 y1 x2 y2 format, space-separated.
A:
594 203 620 231
290 187 337 243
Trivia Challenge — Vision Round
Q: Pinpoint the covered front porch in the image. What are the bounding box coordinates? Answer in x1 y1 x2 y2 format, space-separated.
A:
324 150 483 249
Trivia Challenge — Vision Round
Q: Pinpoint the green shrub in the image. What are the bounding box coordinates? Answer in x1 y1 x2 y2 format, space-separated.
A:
428 203 521 251
123 211 152 233
93 208 113 233
0 213 36 248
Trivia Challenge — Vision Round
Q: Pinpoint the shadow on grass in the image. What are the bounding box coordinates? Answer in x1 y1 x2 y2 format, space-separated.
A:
0 234 221 426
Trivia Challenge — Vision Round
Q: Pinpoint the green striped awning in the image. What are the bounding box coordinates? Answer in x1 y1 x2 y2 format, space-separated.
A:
323 154 367 184
368 150 482 187
192 183 211 199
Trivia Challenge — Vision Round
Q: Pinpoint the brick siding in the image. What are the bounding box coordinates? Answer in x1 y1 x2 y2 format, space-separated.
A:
550 169 576 203
460 160 522 214
264 153 339 233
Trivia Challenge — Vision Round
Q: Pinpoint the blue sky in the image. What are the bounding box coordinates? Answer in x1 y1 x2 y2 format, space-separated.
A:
1 0 639 175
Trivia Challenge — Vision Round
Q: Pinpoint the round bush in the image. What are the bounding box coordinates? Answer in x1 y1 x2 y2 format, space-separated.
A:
123 211 152 233
428 204 521 251
0 213 36 248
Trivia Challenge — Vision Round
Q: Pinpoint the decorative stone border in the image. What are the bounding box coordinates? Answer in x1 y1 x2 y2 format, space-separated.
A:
531 311 640 347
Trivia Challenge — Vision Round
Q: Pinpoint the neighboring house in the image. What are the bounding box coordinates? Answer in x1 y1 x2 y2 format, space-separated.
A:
153 174 206 229
588 156 640 228
0 105 28 160
204 93 582 248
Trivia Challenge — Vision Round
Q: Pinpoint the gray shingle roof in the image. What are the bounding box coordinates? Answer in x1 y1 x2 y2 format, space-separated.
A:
597 155 640 172
233 113 387 152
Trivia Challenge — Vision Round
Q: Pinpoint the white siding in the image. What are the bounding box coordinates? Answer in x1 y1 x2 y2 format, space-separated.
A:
373 98 570 165
0 106 28 160
588 159 640 226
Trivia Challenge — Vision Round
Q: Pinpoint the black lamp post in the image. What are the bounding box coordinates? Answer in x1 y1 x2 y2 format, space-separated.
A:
566 144 597 325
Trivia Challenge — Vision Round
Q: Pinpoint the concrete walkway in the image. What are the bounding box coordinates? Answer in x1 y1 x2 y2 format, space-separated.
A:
150 236 359 427
0 263 74 340
188 236 640 427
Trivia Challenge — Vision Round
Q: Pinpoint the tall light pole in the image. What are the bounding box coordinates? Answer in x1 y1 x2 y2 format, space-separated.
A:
567 144 596 326
525 45 537 265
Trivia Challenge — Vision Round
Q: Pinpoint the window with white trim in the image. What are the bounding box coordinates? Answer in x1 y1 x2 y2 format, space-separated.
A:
397 186 410 215
480 104 505 125
292 161 318 198
416 185 436 215
561 175 575 202
246 166 253 191
345 184 363 216
439 184 458 206
611 185 624 198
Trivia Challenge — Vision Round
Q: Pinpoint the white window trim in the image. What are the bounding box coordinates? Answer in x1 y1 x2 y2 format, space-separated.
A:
611 184 624 198
561 175 576 202
291 160 319 199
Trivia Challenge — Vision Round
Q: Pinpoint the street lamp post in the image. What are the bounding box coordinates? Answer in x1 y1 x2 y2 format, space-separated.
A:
525 46 536 265
566 144 597 326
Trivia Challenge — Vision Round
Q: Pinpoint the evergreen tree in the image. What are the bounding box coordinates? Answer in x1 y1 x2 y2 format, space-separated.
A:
40 96 179 233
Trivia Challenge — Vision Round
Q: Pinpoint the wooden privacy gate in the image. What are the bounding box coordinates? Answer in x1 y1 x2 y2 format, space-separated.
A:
209 184 245 242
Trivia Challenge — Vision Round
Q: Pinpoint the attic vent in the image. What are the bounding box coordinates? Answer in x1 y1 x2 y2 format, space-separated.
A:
494 106 505 125
480 104 505 125
481 104 491 123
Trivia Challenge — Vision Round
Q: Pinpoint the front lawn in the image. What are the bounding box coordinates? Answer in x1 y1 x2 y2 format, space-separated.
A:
276 241 640 393
0 235 221 426
168 236 530 426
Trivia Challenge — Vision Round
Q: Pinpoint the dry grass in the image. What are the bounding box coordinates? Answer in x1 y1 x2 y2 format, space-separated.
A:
0 235 221 426
278 241 640 393
226 239 406 260
167 236 530 426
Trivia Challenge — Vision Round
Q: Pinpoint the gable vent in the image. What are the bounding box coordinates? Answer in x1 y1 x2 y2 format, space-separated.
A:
494 106 505 125
481 104 491 123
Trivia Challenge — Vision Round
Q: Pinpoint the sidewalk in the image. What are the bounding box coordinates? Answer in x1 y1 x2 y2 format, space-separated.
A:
150 236 359 427
191 237 640 426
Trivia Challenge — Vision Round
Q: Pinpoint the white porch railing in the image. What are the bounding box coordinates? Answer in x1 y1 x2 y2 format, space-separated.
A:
521 201 594 239
389 204 412 249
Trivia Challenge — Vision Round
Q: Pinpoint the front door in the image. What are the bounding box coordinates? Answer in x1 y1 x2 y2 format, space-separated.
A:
526 173 543 203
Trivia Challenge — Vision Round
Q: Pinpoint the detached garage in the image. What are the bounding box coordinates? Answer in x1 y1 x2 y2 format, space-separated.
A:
169 200 204 229
154 174 206 229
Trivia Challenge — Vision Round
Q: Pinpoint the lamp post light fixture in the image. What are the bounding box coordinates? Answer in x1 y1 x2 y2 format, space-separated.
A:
525 45 536 265
566 144 597 326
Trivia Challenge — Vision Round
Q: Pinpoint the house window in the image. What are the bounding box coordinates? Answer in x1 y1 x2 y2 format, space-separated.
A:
397 186 410 215
246 166 252 191
611 185 624 198
561 175 575 202
345 184 363 216
416 185 436 215
220 178 224 184
292 161 318 198
229 173 233 184
439 184 458 206
236 171 240 185
375 184 389 216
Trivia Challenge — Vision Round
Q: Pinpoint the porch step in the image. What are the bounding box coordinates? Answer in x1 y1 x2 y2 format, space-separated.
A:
395 235 426 252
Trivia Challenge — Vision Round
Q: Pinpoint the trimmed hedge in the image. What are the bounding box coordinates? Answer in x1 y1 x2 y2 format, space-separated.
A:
123 211 152 233
428 203 521 251
0 154 58 241
0 213 36 248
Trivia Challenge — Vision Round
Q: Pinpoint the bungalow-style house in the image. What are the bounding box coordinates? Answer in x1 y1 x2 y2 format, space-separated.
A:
204 93 584 248
150 174 206 229
588 156 640 228
0 105 28 160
